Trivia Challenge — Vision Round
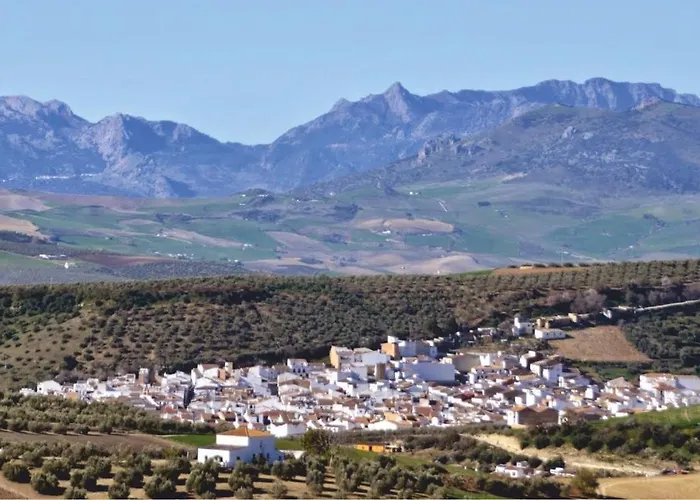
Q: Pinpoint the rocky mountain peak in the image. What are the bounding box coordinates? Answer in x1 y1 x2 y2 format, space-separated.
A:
2 77 700 198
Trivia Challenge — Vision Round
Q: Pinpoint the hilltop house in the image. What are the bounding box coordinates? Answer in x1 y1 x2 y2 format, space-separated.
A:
197 427 283 468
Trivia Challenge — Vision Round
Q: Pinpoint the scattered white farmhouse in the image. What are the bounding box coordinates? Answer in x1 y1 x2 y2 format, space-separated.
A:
197 427 283 467
534 328 567 340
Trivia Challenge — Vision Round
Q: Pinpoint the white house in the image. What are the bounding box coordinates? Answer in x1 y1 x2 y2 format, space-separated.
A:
639 373 677 392
512 315 534 337
534 328 567 340
37 380 63 396
286 359 309 376
494 462 532 479
197 427 284 468
401 357 455 382
268 419 307 438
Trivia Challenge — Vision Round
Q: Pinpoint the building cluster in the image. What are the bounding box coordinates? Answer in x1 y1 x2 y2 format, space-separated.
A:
20 315 700 442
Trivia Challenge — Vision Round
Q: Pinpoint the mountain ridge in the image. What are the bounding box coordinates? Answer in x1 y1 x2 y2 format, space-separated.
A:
304 100 700 197
1 78 699 197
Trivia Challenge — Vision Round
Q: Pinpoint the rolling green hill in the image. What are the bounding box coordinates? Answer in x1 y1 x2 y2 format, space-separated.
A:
1 258 700 389
3 103 700 281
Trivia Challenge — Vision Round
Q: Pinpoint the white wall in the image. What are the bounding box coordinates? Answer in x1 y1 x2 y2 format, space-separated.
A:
404 361 455 382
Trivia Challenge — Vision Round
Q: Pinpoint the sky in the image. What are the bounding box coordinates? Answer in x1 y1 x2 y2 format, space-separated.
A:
0 0 697 144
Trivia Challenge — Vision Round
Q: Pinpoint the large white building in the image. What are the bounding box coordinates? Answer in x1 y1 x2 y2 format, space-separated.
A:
400 357 455 382
534 328 567 341
197 427 284 468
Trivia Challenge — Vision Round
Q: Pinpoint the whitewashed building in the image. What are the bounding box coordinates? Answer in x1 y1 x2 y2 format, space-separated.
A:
197 427 283 467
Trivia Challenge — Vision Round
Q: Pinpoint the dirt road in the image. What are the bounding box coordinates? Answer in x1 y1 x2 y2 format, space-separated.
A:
472 433 663 476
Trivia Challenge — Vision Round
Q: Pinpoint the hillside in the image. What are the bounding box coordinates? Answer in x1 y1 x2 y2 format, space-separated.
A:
5 100 700 279
2 259 700 389
1 78 697 197
312 101 700 196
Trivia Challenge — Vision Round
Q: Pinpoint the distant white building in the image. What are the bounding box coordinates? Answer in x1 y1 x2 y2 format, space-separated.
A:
268 419 307 438
534 328 567 340
37 380 63 396
286 359 309 376
400 357 455 382
512 315 534 337
197 427 284 468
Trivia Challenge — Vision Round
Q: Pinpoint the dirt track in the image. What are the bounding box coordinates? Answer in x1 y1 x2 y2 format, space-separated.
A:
472 433 663 476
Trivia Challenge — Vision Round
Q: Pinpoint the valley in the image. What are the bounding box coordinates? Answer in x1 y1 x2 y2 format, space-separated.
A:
1 177 700 282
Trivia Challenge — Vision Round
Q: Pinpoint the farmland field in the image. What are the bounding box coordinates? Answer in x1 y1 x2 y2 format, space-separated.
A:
598 473 700 499
550 326 651 362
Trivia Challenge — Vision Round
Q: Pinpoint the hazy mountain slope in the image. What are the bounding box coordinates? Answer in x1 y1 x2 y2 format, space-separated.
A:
310 101 700 196
1 78 699 197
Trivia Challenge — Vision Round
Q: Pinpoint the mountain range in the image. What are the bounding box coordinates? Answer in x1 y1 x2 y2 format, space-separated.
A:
2 77 700 198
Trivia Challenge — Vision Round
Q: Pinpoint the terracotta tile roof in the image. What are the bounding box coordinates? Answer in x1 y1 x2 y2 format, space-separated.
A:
219 427 272 438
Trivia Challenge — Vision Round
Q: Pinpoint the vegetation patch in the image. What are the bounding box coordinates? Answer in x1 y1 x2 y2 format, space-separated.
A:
550 326 650 362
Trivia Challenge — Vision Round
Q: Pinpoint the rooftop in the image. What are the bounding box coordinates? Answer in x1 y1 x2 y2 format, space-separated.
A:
219 427 273 438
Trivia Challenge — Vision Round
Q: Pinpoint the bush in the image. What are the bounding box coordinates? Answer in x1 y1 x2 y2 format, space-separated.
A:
52 422 69 434
2 461 30 483
31 471 60 495
108 480 131 500
86 456 112 477
271 480 288 499
63 486 88 499
571 469 599 497
114 467 143 488
42 458 72 480
228 471 253 491
533 435 551 449
98 422 113 434
143 475 176 499
234 487 254 499
186 463 218 497
72 470 94 491
73 424 90 435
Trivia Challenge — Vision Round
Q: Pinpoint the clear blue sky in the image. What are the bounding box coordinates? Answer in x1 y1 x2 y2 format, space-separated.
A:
0 0 696 144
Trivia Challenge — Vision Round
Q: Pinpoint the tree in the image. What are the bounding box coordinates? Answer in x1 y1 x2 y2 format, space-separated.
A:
186 463 218 497
271 480 288 499
571 469 599 497
31 471 60 495
228 471 253 491
63 486 88 499
42 458 72 480
300 429 332 456
306 468 325 496
143 475 176 499
2 462 30 483
114 467 143 488
86 456 112 478
234 487 253 499
108 480 131 500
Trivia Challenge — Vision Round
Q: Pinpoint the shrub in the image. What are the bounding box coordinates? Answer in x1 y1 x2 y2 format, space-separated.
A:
98 422 113 434
52 422 69 434
42 458 72 480
2 461 30 483
533 435 551 449
108 480 131 500
63 486 88 499
228 471 253 491
186 464 218 497
114 467 143 488
571 469 599 497
68 469 98 491
86 456 112 478
271 480 288 499
31 471 60 495
73 424 90 435
234 487 254 499
143 475 176 499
